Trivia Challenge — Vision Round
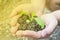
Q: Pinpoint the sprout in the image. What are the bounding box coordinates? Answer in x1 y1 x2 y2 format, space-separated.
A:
34 17 45 29
19 11 45 29
30 11 36 22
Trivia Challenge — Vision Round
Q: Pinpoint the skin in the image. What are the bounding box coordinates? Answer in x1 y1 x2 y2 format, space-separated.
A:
51 10 60 21
10 0 60 38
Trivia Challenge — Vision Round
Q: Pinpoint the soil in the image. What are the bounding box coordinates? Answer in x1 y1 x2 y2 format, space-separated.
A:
17 14 44 31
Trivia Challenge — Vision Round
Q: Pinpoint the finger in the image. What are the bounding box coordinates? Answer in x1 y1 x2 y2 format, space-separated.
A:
9 4 31 18
41 23 57 38
41 13 58 27
16 30 42 38
10 23 19 36
51 10 60 21
38 14 58 38
10 15 20 26
9 6 22 18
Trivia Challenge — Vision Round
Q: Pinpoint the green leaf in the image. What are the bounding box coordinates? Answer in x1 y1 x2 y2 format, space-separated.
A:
30 12 35 21
35 17 45 29
22 11 28 15
31 12 35 17
19 11 28 16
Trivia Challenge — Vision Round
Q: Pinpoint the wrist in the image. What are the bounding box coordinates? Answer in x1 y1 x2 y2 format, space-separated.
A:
51 10 60 21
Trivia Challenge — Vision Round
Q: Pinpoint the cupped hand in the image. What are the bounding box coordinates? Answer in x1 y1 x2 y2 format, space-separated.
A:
10 4 58 38
15 14 58 38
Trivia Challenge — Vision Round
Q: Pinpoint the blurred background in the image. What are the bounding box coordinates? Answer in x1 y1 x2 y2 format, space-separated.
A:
0 0 60 40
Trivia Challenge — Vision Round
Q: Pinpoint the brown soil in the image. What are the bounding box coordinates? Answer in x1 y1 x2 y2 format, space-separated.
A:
17 14 44 31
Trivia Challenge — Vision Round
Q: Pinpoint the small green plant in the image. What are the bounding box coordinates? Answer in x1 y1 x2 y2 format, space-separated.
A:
19 11 28 16
34 17 45 29
30 12 35 21
19 11 45 29
30 12 45 29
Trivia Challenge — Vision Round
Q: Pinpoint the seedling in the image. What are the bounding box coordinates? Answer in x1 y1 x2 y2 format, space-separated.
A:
18 11 45 30
29 11 45 29
34 17 45 29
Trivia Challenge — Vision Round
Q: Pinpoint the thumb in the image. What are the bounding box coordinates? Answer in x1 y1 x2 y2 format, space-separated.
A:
16 30 42 38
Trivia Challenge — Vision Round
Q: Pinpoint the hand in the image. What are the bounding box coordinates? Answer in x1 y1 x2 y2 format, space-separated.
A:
15 14 58 38
9 3 45 37
10 15 20 36
9 3 58 38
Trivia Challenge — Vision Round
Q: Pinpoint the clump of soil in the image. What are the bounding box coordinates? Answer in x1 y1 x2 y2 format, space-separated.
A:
17 14 44 31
